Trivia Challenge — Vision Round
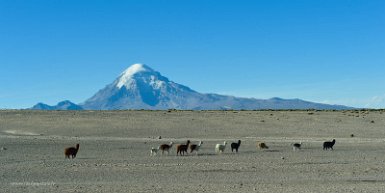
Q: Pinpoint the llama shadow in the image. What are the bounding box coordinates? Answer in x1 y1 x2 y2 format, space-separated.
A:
197 152 227 156
261 149 280 153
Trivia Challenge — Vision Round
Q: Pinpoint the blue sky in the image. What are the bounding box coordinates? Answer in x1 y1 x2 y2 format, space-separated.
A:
0 0 384 109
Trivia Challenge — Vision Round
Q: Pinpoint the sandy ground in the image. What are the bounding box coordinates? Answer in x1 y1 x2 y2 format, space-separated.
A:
1 110 385 192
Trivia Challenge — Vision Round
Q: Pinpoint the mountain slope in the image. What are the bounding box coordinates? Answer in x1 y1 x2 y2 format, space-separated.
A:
80 64 352 110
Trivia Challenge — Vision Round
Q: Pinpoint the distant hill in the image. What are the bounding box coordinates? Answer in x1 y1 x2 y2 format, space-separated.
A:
32 64 353 110
31 100 83 110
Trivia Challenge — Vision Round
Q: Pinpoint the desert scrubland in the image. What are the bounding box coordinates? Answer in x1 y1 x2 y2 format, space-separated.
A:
1 110 385 192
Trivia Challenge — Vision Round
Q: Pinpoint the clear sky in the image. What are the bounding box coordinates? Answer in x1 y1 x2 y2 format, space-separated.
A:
0 0 384 109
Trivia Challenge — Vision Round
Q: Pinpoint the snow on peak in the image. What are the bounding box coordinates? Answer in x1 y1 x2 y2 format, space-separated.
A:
116 63 155 88
117 64 145 88
123 63 148 75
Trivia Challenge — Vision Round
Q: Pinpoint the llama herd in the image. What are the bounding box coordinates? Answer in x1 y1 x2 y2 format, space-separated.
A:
64 139 336 158
147 138 336 156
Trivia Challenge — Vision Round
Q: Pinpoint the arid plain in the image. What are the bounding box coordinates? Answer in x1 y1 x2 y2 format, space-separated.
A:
1 110 385 192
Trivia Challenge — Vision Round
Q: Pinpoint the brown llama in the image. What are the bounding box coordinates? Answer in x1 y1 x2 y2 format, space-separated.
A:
64 144 80 159
257 142 269 149
177 140 191 156
159 142 173 155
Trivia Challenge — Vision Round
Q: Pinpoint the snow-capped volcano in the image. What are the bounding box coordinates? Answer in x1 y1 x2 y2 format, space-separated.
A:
81 64 201 110
79 64 352 110
32 63 353 110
